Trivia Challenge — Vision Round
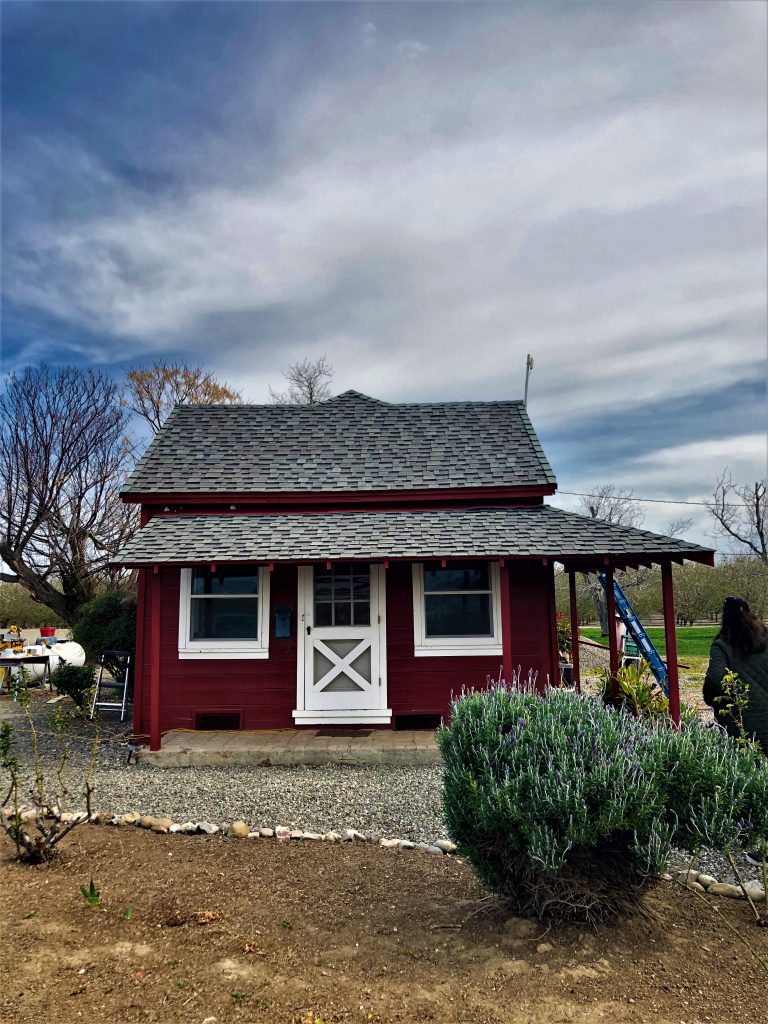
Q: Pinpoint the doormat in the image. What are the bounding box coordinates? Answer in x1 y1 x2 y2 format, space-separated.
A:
315 729 373 738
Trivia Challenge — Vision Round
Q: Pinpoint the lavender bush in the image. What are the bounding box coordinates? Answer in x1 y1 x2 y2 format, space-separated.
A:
438 685 768 922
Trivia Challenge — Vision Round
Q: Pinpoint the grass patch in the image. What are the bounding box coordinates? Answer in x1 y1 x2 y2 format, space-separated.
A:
580 626 718 659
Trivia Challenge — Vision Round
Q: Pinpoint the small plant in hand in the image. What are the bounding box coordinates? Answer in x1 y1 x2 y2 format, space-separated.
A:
0 671 99 862
80 879 100 908
439 683 768 923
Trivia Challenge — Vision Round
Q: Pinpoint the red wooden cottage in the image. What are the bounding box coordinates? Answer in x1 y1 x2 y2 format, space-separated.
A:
113 390 713 749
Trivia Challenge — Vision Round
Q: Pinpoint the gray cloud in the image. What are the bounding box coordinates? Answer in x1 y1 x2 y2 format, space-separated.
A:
3 1 766 543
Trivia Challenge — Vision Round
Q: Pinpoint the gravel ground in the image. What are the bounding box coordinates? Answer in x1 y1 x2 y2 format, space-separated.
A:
1 689 763 883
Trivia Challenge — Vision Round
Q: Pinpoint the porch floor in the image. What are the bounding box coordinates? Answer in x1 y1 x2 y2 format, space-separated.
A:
137 728 441 768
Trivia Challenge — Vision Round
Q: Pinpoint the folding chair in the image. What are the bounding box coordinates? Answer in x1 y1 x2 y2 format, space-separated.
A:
90 650 131 721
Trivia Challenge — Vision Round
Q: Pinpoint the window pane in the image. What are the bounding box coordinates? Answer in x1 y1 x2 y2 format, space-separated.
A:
423 561 490 592
192 567 259 596
333 577 352 601
314 577 332 601
425 594 492 637
352 575 370 599
315 602 333 627
334 602 352 626
353 602 370 626
190 597 259 639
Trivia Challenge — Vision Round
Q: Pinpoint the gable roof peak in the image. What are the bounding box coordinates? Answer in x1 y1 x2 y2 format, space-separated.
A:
322 390 388 406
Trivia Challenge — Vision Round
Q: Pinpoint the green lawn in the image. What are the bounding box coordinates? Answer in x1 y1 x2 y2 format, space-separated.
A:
579 626 718 660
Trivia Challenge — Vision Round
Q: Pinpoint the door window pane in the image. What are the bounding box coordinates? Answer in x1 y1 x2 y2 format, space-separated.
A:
334 602 352 626
314 566 370 627
353 602 370 626
315 602 333 627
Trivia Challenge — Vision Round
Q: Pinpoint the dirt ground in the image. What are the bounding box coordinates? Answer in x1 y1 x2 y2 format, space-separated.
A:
1 828 766 1024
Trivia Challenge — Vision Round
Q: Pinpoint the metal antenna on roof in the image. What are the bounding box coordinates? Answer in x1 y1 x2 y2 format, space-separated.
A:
523 354 534 407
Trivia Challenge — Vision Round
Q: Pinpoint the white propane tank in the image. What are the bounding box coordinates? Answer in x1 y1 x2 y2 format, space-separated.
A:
49 641 86 673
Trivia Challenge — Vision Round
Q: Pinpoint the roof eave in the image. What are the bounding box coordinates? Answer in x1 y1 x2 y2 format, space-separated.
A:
112 549 715 570
119 483 559 505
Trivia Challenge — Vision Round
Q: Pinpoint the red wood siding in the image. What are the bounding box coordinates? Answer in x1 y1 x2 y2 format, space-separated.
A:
385 562 555 724
137 565 300 733
508 560 559 688
134 560 557 735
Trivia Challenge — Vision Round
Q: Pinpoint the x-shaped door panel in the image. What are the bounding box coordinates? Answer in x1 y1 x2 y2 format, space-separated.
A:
312 638 372 693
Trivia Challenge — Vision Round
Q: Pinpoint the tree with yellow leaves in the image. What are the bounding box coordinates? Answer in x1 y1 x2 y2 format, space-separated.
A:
125 361 243 433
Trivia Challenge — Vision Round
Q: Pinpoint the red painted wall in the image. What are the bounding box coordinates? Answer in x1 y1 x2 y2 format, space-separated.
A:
135 560 557 735
137 564 300 733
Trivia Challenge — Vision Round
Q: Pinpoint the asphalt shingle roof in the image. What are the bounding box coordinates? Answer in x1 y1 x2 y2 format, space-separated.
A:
112 506 713 566
121 391 557 495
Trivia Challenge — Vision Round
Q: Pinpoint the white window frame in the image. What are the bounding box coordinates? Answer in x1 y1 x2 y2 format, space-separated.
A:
412 561 502 657
178 566 271 660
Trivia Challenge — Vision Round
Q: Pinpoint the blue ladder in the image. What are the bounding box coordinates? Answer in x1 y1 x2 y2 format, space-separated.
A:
597 573 669 694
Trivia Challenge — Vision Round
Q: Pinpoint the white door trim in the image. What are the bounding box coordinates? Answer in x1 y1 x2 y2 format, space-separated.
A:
294 564 391 725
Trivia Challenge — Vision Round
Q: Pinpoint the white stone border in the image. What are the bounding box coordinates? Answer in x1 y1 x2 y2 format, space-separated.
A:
86 810 458 855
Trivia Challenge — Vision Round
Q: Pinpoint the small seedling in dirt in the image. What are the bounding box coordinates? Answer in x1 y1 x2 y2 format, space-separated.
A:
22 911 37 920
177 980 190 990
281 918 293 930
231 990 251 1003
124 904 134 921
80 879 100 908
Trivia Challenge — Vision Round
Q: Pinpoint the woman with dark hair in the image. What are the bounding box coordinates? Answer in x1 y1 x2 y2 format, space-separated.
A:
704 596 768 864
704 596 768 750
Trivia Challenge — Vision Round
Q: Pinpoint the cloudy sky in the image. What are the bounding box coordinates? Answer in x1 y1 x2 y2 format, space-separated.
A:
2 0 766 547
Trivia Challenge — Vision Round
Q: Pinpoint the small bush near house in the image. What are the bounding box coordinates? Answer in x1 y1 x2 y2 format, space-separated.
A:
438 685 768 922
598 660 669 719
0 673 97 862
72 591 136 667
50 663 96 711
555 614 572 659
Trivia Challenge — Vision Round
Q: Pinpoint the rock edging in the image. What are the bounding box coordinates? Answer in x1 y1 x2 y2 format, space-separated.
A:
85 810 460 855
669 868 766 902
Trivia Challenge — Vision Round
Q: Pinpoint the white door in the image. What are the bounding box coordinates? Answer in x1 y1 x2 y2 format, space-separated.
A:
295 563 389 723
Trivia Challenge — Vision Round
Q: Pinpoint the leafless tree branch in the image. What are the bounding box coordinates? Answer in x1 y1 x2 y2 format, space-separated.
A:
0 365 137 623
706 470 767 565
269 355 334 406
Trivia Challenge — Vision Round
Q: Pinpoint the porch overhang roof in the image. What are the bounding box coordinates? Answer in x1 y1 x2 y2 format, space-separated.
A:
111 506 714 569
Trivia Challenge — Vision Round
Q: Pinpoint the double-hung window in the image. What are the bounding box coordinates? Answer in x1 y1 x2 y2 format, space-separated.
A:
178 566 270 660
412 560 502 656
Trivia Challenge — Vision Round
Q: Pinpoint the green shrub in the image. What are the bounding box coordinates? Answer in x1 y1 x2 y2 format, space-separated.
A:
598 660 669 719
50 663 96 711
438 685 768 922
72 591 136 665
555 615 572 659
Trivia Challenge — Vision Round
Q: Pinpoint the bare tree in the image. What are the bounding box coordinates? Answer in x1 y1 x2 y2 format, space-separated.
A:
578 484 646 529
577 485 647 632
125 361 242 433
666 516 694 538
0 366 136 623
706 470 767 566
269 355 334 406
